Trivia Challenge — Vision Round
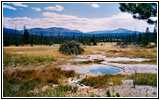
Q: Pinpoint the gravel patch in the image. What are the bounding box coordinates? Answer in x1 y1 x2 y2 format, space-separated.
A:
106 80 157 97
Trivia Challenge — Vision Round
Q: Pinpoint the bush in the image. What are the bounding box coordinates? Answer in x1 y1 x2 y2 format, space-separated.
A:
106 90 120 97
59 40 84 55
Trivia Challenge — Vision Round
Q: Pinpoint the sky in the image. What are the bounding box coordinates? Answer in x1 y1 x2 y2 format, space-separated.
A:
3 3 156 33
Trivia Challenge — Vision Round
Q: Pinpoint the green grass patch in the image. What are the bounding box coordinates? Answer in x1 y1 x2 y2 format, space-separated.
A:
13 55 56 66
3 51 12 67
129 73 157 87
3 76 41 97
3 51 56 67
80 74 126 88
28 85 78 97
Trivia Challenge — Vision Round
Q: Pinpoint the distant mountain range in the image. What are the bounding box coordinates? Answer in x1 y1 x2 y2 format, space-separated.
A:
3 27 140 37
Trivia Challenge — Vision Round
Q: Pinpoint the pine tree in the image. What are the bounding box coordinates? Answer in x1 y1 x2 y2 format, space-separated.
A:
40 32 43 45
133 31 137 44
143 27 150 45
23 26 30 44
128 35 132 44
119 3 157 25
110 36 113 43
138 32 142 44
49 32 52 46
35 33 38 44
72 35 76 40
30 33 34 46
91 35 97 45
153 25 157 44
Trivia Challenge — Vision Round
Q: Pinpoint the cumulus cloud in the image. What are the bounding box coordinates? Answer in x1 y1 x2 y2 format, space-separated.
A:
3 5 16 10
44 5 64 11
91 4 99 8
3 12 155 32
12 3 28 7
32 7 41 11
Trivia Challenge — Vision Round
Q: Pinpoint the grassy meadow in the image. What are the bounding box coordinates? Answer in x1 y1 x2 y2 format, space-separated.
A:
3 45 75 67
3 43 157 97
3 43 157 68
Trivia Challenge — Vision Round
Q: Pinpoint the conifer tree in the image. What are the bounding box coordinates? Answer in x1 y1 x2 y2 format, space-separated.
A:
40 32 43 45
138 32 142 44
23 26 29 44
91 35 97 45
30 33 34 46
153 25 157 44
119 3 157 25
143 27 150 45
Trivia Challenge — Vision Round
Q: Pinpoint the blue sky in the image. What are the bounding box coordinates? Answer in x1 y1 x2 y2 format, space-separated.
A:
3 3 156 32
3 3 120 18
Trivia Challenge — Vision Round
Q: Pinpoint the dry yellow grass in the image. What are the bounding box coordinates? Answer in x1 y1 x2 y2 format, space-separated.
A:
83 43 117 55
83 43 157 59
3 45 75 67
4 66 78 83
3 66 79 97
107 45 157 59
4 45 72 58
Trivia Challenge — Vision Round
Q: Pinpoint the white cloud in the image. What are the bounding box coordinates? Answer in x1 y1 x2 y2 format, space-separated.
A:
3 5 16 10
91 4 99 8
32 7 41 11
3 12 155 32
44 5 64 11
12 3 28 7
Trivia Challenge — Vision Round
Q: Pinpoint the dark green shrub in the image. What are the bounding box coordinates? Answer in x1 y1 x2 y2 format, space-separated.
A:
115 93 120 97
106 90 120 97
59 40 84 55
55 85 78 93
106 90 111 97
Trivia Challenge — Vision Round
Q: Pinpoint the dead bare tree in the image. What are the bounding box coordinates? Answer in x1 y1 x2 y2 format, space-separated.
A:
132 67 137 88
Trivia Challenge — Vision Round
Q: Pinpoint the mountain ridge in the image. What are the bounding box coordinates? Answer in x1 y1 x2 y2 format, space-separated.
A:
3 27 140 37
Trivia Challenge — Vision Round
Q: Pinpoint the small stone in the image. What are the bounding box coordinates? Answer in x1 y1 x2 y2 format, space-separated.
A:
42 85 49 92
108 82 114 86
33 88 39 93
52 84 57 88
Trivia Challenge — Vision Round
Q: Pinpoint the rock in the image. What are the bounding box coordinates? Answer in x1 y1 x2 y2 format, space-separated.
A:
68 79 90 90
42 85 49 92
33 88 39 93
108 82 114 86
52 84 58 88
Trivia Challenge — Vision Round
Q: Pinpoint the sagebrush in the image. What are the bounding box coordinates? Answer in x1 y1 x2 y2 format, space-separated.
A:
59 40 84 55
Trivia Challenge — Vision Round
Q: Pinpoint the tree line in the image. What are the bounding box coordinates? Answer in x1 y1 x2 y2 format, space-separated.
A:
3 25 157 46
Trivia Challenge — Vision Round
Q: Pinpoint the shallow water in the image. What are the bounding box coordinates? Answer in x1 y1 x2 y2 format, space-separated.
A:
89 67 122 75
71 64 122 75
